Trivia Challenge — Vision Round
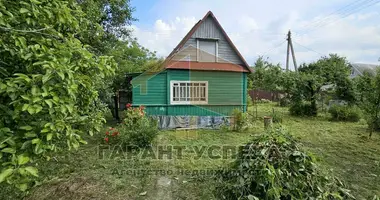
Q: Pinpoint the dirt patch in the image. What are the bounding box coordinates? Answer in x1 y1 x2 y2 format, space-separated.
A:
25 177 108 200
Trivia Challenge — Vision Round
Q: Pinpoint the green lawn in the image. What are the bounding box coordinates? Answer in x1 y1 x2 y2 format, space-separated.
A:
2 103 380 200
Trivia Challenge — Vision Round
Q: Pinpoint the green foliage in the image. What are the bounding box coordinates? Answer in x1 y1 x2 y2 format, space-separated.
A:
289 101 316 116
216 127 354 200
328 105 361 122
102 127 120 145
118 105 158 147
355 69 380 135
77 0 136 54
248 57 284 91
232 108 244 131
334 77 357 105
279 97 291 107
271 111 283 123
256 99 272 104
289 54 351 116
76 0 157 105
0 0 115 190
247 94 253 107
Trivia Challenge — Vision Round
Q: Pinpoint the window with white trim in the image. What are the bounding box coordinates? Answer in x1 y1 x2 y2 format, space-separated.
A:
170 81 208 104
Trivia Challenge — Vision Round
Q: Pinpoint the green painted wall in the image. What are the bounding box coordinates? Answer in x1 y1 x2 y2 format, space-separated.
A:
132 69 247 116
132 71 167 105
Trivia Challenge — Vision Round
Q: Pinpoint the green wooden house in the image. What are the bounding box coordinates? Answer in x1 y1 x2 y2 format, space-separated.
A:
130 11 252 116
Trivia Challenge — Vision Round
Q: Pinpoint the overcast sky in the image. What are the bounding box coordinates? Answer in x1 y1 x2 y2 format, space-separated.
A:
130 0 380 69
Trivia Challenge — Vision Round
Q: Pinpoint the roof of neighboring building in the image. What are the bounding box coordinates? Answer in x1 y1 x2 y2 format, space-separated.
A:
166 61 250 72
351 63 380 75
164 11 252 73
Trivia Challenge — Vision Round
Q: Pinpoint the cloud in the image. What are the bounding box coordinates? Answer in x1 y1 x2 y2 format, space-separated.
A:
131 0 380 67
131 16 198 56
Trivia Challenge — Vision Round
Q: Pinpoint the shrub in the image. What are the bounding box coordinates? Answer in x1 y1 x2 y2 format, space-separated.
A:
328 105 361 122
365 116 380 132
271 111 283 123
215 127 354 200
103 127 120 145
289 101 316 116
232 108 245 131
374 118 380 131
279 97 291 107
118 105 158 148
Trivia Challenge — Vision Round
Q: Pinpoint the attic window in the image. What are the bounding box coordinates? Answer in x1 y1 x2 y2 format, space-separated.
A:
197 39 218 62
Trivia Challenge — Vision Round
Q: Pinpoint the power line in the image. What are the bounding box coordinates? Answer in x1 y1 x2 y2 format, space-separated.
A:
260 39 287 57
293 40 324 56
298 0 380 35
301 0 371 30
309 0 379 30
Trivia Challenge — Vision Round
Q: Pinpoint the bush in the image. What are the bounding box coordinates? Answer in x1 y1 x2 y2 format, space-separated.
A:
279 97 291 107
247 95 253 107
328 105 361 122
232 108 244 131
366 116 380 132
289 101 316 116
215 127 354 200
271 111 283 123
374 118 380 131
106 105 158 148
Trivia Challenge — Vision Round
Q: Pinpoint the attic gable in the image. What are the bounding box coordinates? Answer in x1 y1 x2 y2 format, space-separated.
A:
166 11 252 73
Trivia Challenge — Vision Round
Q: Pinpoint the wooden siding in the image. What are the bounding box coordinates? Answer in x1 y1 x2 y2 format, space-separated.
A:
172 16 244 65
173 46 231 63
132 69 247 116
170 70 244 105
132 72 167 105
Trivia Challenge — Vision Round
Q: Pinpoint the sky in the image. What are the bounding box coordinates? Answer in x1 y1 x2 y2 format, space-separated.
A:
130 0 380 69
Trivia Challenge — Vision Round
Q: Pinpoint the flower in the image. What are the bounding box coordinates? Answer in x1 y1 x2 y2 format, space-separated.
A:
112 131 119 136
106 131 109 135
104 137 109 143
126 103 132 108
109 127 114 130
139 105 145 110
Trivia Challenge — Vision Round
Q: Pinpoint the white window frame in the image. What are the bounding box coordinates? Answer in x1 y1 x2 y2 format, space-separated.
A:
170 81 208 105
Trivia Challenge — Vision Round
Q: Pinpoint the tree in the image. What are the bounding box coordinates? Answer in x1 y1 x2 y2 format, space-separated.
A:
76 0 157 106
76 0 136 55
356 69 380 137
290 54 351 116
249 56 284 91
0 0 115 190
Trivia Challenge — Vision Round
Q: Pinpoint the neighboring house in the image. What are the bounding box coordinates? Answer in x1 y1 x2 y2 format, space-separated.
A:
350 63 380 78
130 11 252 116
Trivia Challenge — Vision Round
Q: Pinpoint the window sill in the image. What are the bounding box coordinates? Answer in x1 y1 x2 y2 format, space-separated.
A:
170 102 208 105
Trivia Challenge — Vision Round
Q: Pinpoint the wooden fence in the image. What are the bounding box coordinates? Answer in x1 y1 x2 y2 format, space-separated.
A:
248 90 284 102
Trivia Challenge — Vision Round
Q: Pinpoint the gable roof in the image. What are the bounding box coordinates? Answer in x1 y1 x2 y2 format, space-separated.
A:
165 11 253 73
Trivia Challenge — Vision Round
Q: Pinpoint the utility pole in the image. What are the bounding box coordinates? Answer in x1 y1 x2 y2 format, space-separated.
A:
286 32 290 71
286 30 297 71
